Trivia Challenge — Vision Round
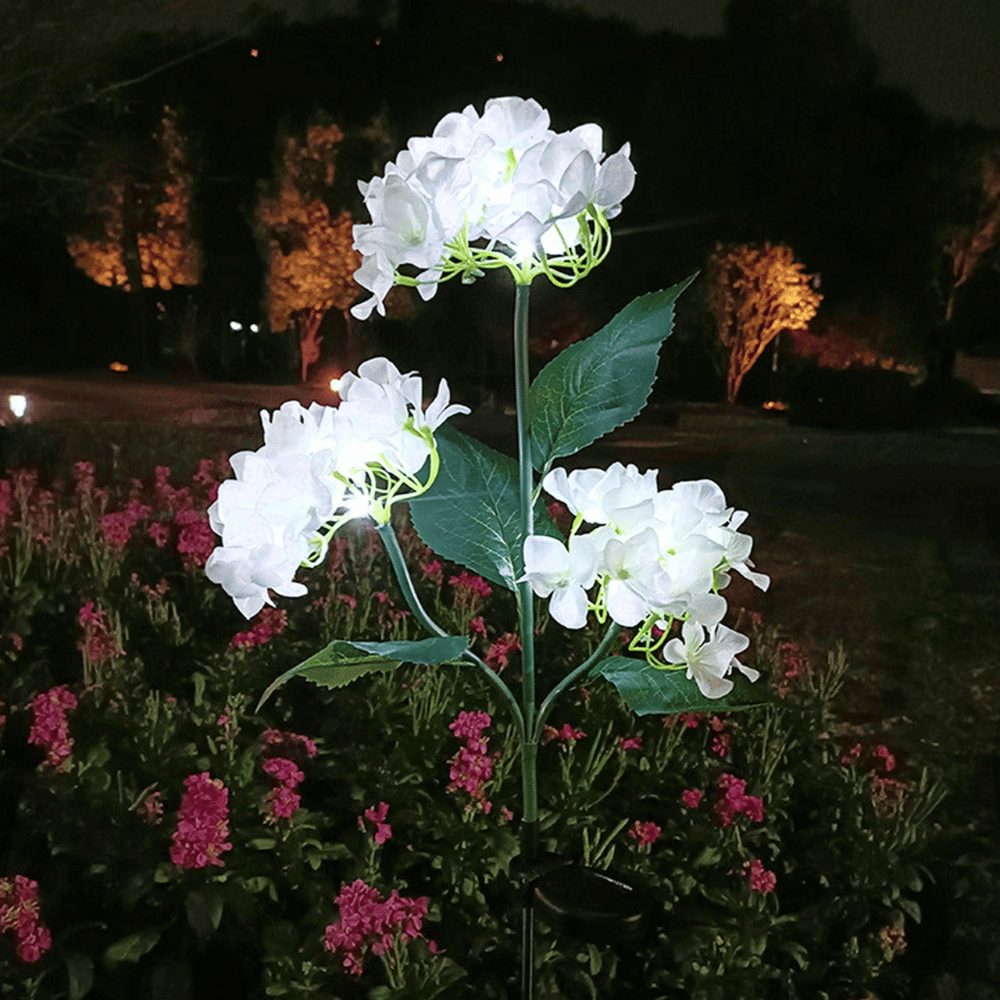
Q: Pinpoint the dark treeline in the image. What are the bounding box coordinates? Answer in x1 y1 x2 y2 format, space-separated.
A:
0 0 997 390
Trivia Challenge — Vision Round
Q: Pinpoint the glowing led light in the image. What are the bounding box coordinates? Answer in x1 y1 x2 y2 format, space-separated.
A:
250 48 259 57
249 323 259 333
344 495 371 520
8 394 27 418
229 320 243 331
109 361 129 372
329 377 342 393
495 53 504 62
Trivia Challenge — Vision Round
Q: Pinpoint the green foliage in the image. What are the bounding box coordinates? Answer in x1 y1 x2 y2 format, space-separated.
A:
408 425 561 591
528 278 694 475
0 454 954 997
590 655 764 716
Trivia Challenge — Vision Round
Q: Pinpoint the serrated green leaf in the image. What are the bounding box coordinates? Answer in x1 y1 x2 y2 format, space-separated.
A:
589 656 765 716
529 277 695 474
103 928 161 967
257 635 468 709
409 424 561 590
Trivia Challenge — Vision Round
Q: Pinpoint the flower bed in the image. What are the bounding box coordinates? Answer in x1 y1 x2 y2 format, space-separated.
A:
0 453 945 998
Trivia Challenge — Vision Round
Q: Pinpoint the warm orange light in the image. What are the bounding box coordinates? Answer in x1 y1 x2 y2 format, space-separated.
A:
762 400 787 411
495 53 504 62
110 361 129 372
250 48 259 57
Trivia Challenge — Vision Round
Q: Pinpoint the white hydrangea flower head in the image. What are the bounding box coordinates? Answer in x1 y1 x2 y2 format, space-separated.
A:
661 620 755 700
351 96 635 319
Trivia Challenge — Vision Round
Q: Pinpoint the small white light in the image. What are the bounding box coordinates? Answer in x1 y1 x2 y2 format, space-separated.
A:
9 394 27 418
249 323 259 333
229 320 243 331
329 377 342 393
344 495 371 520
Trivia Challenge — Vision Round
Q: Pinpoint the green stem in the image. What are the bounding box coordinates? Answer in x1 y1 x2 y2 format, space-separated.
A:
376 523 525 743
513 280 538 829
533 623 621 742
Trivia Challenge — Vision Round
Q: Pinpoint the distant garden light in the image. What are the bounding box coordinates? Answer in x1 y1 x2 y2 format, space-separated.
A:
329 377 342 393
109 362 128 373
8 394 27 418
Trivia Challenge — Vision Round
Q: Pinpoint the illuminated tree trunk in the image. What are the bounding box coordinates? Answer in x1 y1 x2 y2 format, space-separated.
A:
120 179 150 373
296 308 325 383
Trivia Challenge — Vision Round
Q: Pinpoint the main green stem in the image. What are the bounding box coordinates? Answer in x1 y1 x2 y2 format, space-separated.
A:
513 281 538 834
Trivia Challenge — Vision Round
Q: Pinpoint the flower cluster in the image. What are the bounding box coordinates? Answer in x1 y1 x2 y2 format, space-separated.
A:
351 96 636 319
628 820 661 849
542 722 586 745
262 757 305 823
323 879 429 976
260 727 318 764
206 358 468 618
447 711 495 813
0 875 52 963
78 602 125 665
714 773 765 827
27 685 78 769
522 464 769 697
169 772 233 869
742 858 777 894
359 801 392 845
231 606 289 649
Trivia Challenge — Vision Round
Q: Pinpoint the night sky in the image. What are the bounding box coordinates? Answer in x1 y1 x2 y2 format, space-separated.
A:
129 0 1000 130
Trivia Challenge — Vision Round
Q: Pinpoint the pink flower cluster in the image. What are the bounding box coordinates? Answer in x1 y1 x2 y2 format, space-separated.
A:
0 875 51 963
262 758 305 822
484 631 520 673
714 773 765 827
169 772 233 869
28 685 78 769
448 571 493 613
323 879 430 976
617 735 643 752
78 602 125 665
628 820 661 848
231 607 289 649
175 507 215 568
709 715 732 758
260 728 318 765
681 788 703 809
543 722 586 745
447 711 494 813
742 858 777 893
359 802 392 845
101 499 152 549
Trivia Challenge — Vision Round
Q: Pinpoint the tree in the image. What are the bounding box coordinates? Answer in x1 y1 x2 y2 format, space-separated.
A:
66 106 199 293
709 242 823 403
254 121 361 383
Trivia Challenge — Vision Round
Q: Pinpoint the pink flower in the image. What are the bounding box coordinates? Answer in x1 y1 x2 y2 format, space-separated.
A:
192 459 217 489
681 788 703 809
628 821 661 848
0 875 52 963
147 522 170 547
28 686 78 769
468 616 487 639
323 879 429 976
78 603 125 664
714 773 765 827
447 712 495 812
420 559 444 586
169 773 232 869
874 745 896 773
337 593 358 610
262 756 306 824
137 791 164 823
175 507 214 568
231 606 289 649
484 632 520 673
841 742 863 766
709 715 731 758
359 802 392 845
260 728 318 764
543 723 586 744
448 571 493 612
743 859 777 893
617 735 643 752
100 499 151 549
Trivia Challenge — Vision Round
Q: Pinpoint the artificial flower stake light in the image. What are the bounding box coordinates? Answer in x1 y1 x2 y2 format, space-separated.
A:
207 97 769 997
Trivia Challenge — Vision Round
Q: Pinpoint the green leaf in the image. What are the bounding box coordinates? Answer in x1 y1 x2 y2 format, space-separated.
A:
589 656 766 716
409 424 561 591
257 636 468 709
66 954 94 1000
529 277 696 474
185 888 224 939
103 928 161 967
